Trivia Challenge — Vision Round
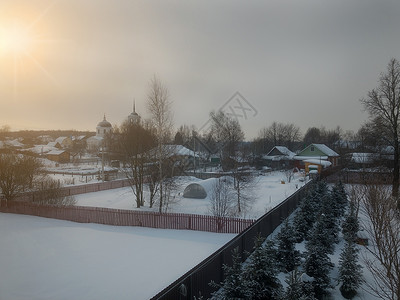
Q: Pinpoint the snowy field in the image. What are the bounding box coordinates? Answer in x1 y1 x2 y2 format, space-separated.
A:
75 171 308 219
0 213 235 300
1 172 381 300
0 171 306 300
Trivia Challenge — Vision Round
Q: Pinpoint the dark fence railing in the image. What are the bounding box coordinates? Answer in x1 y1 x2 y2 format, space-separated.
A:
0 201 255 234
151 181 312 300
324 169 393 184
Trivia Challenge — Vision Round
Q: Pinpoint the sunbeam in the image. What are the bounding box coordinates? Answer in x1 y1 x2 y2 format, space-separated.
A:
0 1 60 100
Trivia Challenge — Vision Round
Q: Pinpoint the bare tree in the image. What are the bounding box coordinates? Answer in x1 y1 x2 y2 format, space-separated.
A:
0 125 10 140
0 154 42 204
209 177 234 218
284 168 295 183
361 58 400 199
303 127 322 145
147 75 174 213
347 184 365 218
174 124 193 146
160 177 179 213
209 110 244 170
258 122 301 152
231 169 256 216
117 120 156 208
361 184 400 300
33 176 76 206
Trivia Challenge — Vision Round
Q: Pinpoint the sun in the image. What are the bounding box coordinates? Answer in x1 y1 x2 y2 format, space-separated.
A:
0 4 60 99
0 22 34 56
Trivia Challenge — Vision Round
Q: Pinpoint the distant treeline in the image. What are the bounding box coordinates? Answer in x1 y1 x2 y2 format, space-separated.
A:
2 130 94 140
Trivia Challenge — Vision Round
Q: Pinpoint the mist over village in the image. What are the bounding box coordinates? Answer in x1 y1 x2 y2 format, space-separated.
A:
1 1 400 300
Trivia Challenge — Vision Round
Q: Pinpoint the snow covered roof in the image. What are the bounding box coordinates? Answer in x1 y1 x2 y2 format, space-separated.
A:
47 142 61 148
312 144 339 157
274 146 296 157
0 139 24 149
55 137 69 144
264 146 296 160
351 153 378 164
72 135 86 141
23 145 60 154
47 150 68 156
148 144 199 158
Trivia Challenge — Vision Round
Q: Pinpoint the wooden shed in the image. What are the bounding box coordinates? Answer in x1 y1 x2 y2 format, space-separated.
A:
46 150 70 163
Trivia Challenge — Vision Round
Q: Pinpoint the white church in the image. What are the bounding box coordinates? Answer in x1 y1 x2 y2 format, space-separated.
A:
86 103 141 151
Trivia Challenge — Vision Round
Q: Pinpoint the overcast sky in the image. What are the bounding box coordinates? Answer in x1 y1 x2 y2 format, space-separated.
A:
1 0 400 139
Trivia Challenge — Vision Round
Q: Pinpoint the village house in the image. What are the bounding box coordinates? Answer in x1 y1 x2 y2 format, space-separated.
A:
55 136 73 149
263 146 296 169
294 143 339 174
46 150 70 163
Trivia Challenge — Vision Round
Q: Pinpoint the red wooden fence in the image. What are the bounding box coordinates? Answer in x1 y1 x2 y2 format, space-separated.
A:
16 179 132 202
0 201 255 234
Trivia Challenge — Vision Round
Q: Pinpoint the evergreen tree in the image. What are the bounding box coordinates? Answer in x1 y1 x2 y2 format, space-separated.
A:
293 181 331 242
336 181 348 214
342 201 360 243
284 269 317 300
275 219 300 272
305 220 334 299
244 237 282 300
338 240 363 299
293 193 319 242
210 248 251 300
307 213 336 255
329 181 348 219
320 194 341 247
314 180 329 201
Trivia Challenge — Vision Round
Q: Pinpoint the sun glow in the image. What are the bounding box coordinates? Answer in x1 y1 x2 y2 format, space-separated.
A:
0 2 60 99
0 23 34 56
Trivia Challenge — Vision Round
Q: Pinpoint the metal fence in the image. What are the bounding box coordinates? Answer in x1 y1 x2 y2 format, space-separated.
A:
0 201 255 234
324 169 392 184
151 181 312 300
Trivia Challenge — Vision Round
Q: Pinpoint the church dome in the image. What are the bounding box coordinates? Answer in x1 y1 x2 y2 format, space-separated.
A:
97 115 112 128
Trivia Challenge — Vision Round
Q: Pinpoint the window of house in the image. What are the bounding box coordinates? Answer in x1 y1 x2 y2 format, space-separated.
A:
311 146 315 152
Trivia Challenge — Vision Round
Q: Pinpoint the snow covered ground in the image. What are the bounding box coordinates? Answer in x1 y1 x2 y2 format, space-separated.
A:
0 170 307 300
0 213 235 300
75 171 308 219
1 172 380 300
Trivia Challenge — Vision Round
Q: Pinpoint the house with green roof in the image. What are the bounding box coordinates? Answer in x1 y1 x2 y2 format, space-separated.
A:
294 143 339 173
